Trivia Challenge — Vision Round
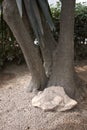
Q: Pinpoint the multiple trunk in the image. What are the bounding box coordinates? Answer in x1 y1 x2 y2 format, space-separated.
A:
39 14 57 77
3 0 47 92
3 0 83 99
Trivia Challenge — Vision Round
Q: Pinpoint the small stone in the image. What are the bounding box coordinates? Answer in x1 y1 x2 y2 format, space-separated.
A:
27 126 30 129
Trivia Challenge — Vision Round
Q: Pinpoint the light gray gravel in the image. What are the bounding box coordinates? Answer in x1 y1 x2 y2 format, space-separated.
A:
0 64 87 130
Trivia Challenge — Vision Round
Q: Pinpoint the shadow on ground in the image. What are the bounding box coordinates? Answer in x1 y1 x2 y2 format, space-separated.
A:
0 61 87 130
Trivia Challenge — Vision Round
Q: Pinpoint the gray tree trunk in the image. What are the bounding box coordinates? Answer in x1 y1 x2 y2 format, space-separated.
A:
3 0 47 92
40 16 57 77
3 0 84 100
48 0 78 99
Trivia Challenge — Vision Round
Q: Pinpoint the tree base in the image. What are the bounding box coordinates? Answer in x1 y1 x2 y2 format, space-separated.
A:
74 76 87 101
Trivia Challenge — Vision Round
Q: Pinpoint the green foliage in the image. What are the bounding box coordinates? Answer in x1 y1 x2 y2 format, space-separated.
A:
0 0 3 3
0 10 24 69
50 2 61 40
50 2 61 19
74 3 87 60
75 3 87 39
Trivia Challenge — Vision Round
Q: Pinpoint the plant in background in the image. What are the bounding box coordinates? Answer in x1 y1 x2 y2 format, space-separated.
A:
50 2 61 40
51 2 87 60
0 1 24 69
74 3 87 60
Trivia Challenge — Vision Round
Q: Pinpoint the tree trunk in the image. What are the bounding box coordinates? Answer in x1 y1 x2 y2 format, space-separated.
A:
3 0 85 100
3 0 47 92
39 15 57 77
48 0 79 99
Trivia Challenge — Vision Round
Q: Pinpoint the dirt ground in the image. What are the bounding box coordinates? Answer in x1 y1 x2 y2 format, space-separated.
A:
0 61 87 130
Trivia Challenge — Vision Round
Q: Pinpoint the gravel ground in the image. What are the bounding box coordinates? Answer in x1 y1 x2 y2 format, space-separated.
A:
0 63 87 130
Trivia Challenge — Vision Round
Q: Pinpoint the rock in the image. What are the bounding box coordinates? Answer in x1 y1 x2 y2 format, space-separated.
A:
32 87 77 111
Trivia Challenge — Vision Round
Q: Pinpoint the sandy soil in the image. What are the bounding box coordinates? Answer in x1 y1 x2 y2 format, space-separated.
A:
0 62 87 130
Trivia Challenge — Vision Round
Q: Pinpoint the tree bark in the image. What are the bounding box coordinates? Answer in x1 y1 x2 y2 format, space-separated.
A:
3 0 85 100
48 0 78 99
39 16 57 77
22 0 56 78
3 0 47 92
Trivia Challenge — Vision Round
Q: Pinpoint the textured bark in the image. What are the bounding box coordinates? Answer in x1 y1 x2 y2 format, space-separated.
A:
3 0 84 100
22 1 56 78
48 0 78 99
39 16 57 77
3 0 47 92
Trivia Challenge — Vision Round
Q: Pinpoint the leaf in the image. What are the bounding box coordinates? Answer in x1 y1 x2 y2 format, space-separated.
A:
16 0 22 17
37 0 55 31
23 0 55 46
31 0 44 35
23 0 43 45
